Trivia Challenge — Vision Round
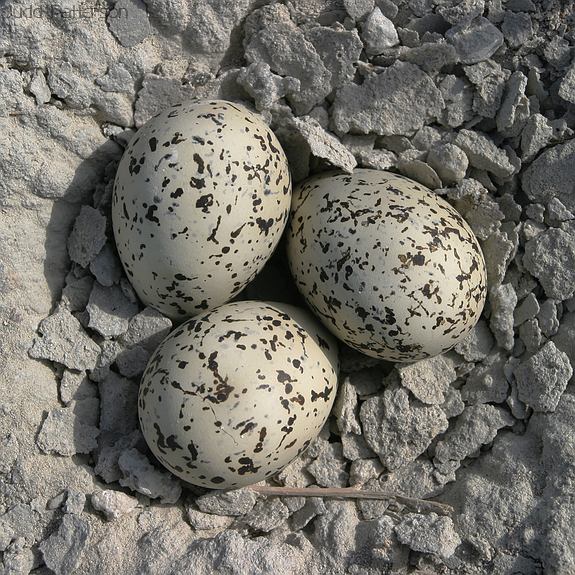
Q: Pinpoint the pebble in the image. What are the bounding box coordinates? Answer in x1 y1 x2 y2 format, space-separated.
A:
332 376 361 435
98 373 139 436
59 370 96 405
464 59 508 118
501 11 533 48
445 16 504 64
107 0 151 48
489 283 518 351
91 490 138 521
395 513 461 558
537 300 560 338
307 442 349 487
242 499 290 532
454 129 515 178
115 345 150 378
361 7 399 54
427 142 469 184
460 351 509 405
518 317 543 354
186 507 234 531
86 283 139 338
119 306 172 351
397 355 457 405
513 341 573 413
513 293 540 327
343 0 374 20
558 62 575 105
89 244 123 287
67 206 107 268
195 488 257 516
454 319 495 361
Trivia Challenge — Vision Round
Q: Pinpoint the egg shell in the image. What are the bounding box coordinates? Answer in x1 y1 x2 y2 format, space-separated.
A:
138 300 339 489
112 99 291 321
286 169 487 362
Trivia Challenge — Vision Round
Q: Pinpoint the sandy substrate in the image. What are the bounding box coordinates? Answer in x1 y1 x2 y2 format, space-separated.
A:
1 0 575 573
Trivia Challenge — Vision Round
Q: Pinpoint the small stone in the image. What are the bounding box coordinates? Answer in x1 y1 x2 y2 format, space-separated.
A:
307 442 349 487
305 26 364 91
360 383 448 470
497 71 529 136
332 61 444 136
546 198 574 227
501 11 532 48
437 0 484 25
28 69 51 104
290 497 327 530
522 140 575 212
61 272 94 312
538 300 559 338
513 341 573 413
454 319 494 361
349 458 384 486
89 244 123 287
36 406 99 456
518 318 543 354
59 370 96 405
395 513 461 558
39 515 90 575
91 490 138 521
397 355 457 405
558 62 575 105
454 129 515 178
434 404 513 464
521 113 553 162
95 430 144 484
242 499 290 532
87 283 139 338
237 63 300 111
107 0 151 48
186 507 234 531
446 16 504 64
333 376 361 435
90 340 124 383
289 116 356 173
343 0 374 19
441 386 466 418
489 284 517 351
400 42 459 74
195 488 257 516
99 373 138 436
427 143 468 185
29 306 101 371
398 158 442 189
116 345 150 379
64 491 86 515
525 204 545 223
2 537 34 574
67 206 107 268
119 307 172 351
464 60 508 118
523 228 575 301
439 74 474 127
361 7 399 54
514 293 540 327
341 432 377 461
460 351 509 404
118 448 181 503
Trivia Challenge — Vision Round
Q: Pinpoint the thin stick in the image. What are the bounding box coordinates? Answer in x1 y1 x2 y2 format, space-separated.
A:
249 485 454 516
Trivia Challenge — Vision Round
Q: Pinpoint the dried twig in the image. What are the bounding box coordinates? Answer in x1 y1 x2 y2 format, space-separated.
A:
249 485 454 516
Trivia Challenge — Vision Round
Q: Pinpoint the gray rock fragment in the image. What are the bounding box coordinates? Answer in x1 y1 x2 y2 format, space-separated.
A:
28 69 51 104
307 442 349 487
398 158 442 189
67 206 107 268
242 498 290 532
497 71 529 136
400 42 459 74
464 59 508 118
343 0 374 19
99 373 138 436
237 63 299 111
116 345 150 378
522 140 575 212
87 283 139 338
341 432 377 461
460 351 508 404
290 116 356 173
59 370 96 405
427 143 468 185
360 384 448 469
39 515 90 575
454 319 494 361
305 26 363 91
333 376 361 434
186 507 234 531
64 490 86 515
538 300 559 337
332 62 444 136
118 448 181 503
513 341 572 412
90 340 124 383
107 0 151 48
501 11 532 48
36 406 99 456
397 355 457 405
523 228 575 301
446 17 504 64
454 130 515 178
349 458 384 485
61 272 94 312
436 0 484 25
290 497 327 530
546 197 574 227
2 537 34 575
89 244 123 287
119 306 172 351
244 4 331 115
434 404 513 464
91 490 138 521
514 293 540 327
441 386 465 418
518 317 543 354
395 513 461 558
489 283 517 351
95 430 144 483
361 7 398 54
195 488 257 516
558 62 575 105
438 75 474 127
521 113 554 162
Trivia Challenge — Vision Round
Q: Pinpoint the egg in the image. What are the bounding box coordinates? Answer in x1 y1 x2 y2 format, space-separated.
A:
138 300 339 489
286 169 487 362
112 99 291 321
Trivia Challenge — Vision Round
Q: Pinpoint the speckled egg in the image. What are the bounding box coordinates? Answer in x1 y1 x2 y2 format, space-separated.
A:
112 99 291 321
286 169 487 362
138 300 339 489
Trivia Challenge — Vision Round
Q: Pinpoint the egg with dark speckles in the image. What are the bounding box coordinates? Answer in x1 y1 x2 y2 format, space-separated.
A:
286 169 487 362
138 300 339 489
112 99 291 321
